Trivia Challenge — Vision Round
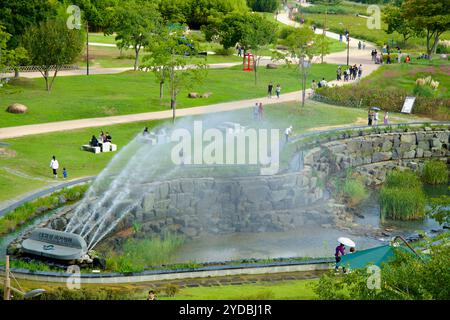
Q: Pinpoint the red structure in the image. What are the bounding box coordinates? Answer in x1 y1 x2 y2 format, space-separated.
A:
243 53 254 72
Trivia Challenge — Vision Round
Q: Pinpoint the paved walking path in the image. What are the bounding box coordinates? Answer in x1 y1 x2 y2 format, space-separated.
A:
0 11 380 140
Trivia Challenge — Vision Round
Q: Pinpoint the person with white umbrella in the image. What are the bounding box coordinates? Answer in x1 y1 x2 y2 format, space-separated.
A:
335 237 356 272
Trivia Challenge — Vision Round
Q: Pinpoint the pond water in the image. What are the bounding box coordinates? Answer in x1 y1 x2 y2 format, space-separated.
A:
171 184 449 263
1 185 448 264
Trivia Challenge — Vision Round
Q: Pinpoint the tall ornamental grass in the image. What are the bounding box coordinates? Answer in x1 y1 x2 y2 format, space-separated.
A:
380 170 426 221
422 160 449 185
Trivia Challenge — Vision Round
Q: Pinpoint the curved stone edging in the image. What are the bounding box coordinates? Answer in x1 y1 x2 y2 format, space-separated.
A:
0 259 333 284
0 176 94 218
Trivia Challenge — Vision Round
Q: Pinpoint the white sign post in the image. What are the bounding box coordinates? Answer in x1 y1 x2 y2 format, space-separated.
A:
401 96 416 114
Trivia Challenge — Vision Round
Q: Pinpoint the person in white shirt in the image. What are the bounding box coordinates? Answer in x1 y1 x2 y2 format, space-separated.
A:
284 126 293 143
374 111 379 126
50 156 59 178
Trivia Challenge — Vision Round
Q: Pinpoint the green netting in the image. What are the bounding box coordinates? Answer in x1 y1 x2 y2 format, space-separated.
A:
337 244 419 269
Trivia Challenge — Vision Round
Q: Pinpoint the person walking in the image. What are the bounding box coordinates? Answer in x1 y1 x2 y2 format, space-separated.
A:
339 33 343 42
368 110 373 126
358 64 363 79
275 84 281 98
374 111 379 126
63 167 68 180
267 82 273 98
384 111 389 125
253 102 259 120
50 156 59 179
311 80 318 96
335 243 345 271
284 126 293 143
336 66 342 81
258 102 264 120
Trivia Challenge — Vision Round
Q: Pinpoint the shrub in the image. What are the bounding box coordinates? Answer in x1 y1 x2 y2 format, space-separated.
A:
380 170 426 221
343 177 368 206
0 184 88 237
215 47 235 56
38 287 133 300
164 284 180 297
422 160 449 185
105 232 185 272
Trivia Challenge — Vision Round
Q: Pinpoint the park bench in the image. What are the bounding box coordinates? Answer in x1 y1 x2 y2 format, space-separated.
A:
81 142 117 154
22 228 87 261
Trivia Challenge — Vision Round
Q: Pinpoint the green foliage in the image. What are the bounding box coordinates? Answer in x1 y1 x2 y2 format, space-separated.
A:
0 184 88 237
38 287 133 300
164 284 180 297
105 232 185 272
314 243 450 300
380 170 426 221
247 0 279 13
0 0 58 48
105 0 161 71
332 171 368 207
427 193 450 226
422 160 448 185
22 19 84 91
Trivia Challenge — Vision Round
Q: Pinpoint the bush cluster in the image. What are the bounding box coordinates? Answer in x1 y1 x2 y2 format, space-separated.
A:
422 160 449 185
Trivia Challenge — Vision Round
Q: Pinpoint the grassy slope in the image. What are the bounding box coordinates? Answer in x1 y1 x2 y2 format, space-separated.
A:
0 64 337 127
13 277 318 300
361 64 450 98
0 101 424 203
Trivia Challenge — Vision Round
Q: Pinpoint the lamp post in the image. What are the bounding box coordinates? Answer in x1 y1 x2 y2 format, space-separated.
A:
2 256 45 300
86 20 89 76
346 33 350 66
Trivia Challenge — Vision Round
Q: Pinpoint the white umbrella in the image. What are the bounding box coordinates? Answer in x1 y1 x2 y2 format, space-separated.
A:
338 237 356 247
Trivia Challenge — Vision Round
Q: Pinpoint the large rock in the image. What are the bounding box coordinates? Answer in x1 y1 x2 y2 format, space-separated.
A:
266 63 278 69
6 103 27 114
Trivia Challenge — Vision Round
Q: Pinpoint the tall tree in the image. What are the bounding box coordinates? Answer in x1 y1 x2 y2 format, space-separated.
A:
0 0 57 48
143 25 208 121
213 12 277 84
22 19 84 91
105 0 161 71
401 0 450 59
284 28 316 108
383 5 414 44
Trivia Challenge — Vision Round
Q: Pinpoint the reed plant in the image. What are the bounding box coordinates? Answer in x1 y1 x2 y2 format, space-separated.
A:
422 160 449 185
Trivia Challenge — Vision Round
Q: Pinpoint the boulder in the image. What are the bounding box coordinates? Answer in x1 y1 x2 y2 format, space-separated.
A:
201 92 212 98
188 92 199 98
6 103 27 114
266 63 278 69
276 45 288 50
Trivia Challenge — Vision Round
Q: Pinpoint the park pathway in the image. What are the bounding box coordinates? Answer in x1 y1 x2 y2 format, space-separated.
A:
0 11 381 140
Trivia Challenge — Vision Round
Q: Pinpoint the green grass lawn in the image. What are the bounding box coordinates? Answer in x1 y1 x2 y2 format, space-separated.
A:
88 32 116 44
0 101 425 203
161 279 318 300
362 64 450 98
0 64 338 127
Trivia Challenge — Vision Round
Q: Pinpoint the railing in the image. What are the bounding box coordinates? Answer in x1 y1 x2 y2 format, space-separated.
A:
4 65 80 73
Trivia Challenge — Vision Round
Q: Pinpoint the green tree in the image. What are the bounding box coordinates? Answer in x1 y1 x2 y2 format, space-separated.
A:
22 19 84 91
247 0 280 13
142 25 208 121
284 27 316 108
427 193 450 226
383 5 414 44
0 0 58 48
212 12 277 84
105 0 161 71
314 243 450 300
402 0 450 59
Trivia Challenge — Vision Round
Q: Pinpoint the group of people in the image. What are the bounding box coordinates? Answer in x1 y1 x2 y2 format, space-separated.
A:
372 48 411 64
253 102 264 121
267 82 281 99
49 156 67 179
90 130 112 147
336 64 362 81
368 109 389 126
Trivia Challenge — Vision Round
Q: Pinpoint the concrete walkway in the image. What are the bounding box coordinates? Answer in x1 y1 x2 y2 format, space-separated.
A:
0 12 380 140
